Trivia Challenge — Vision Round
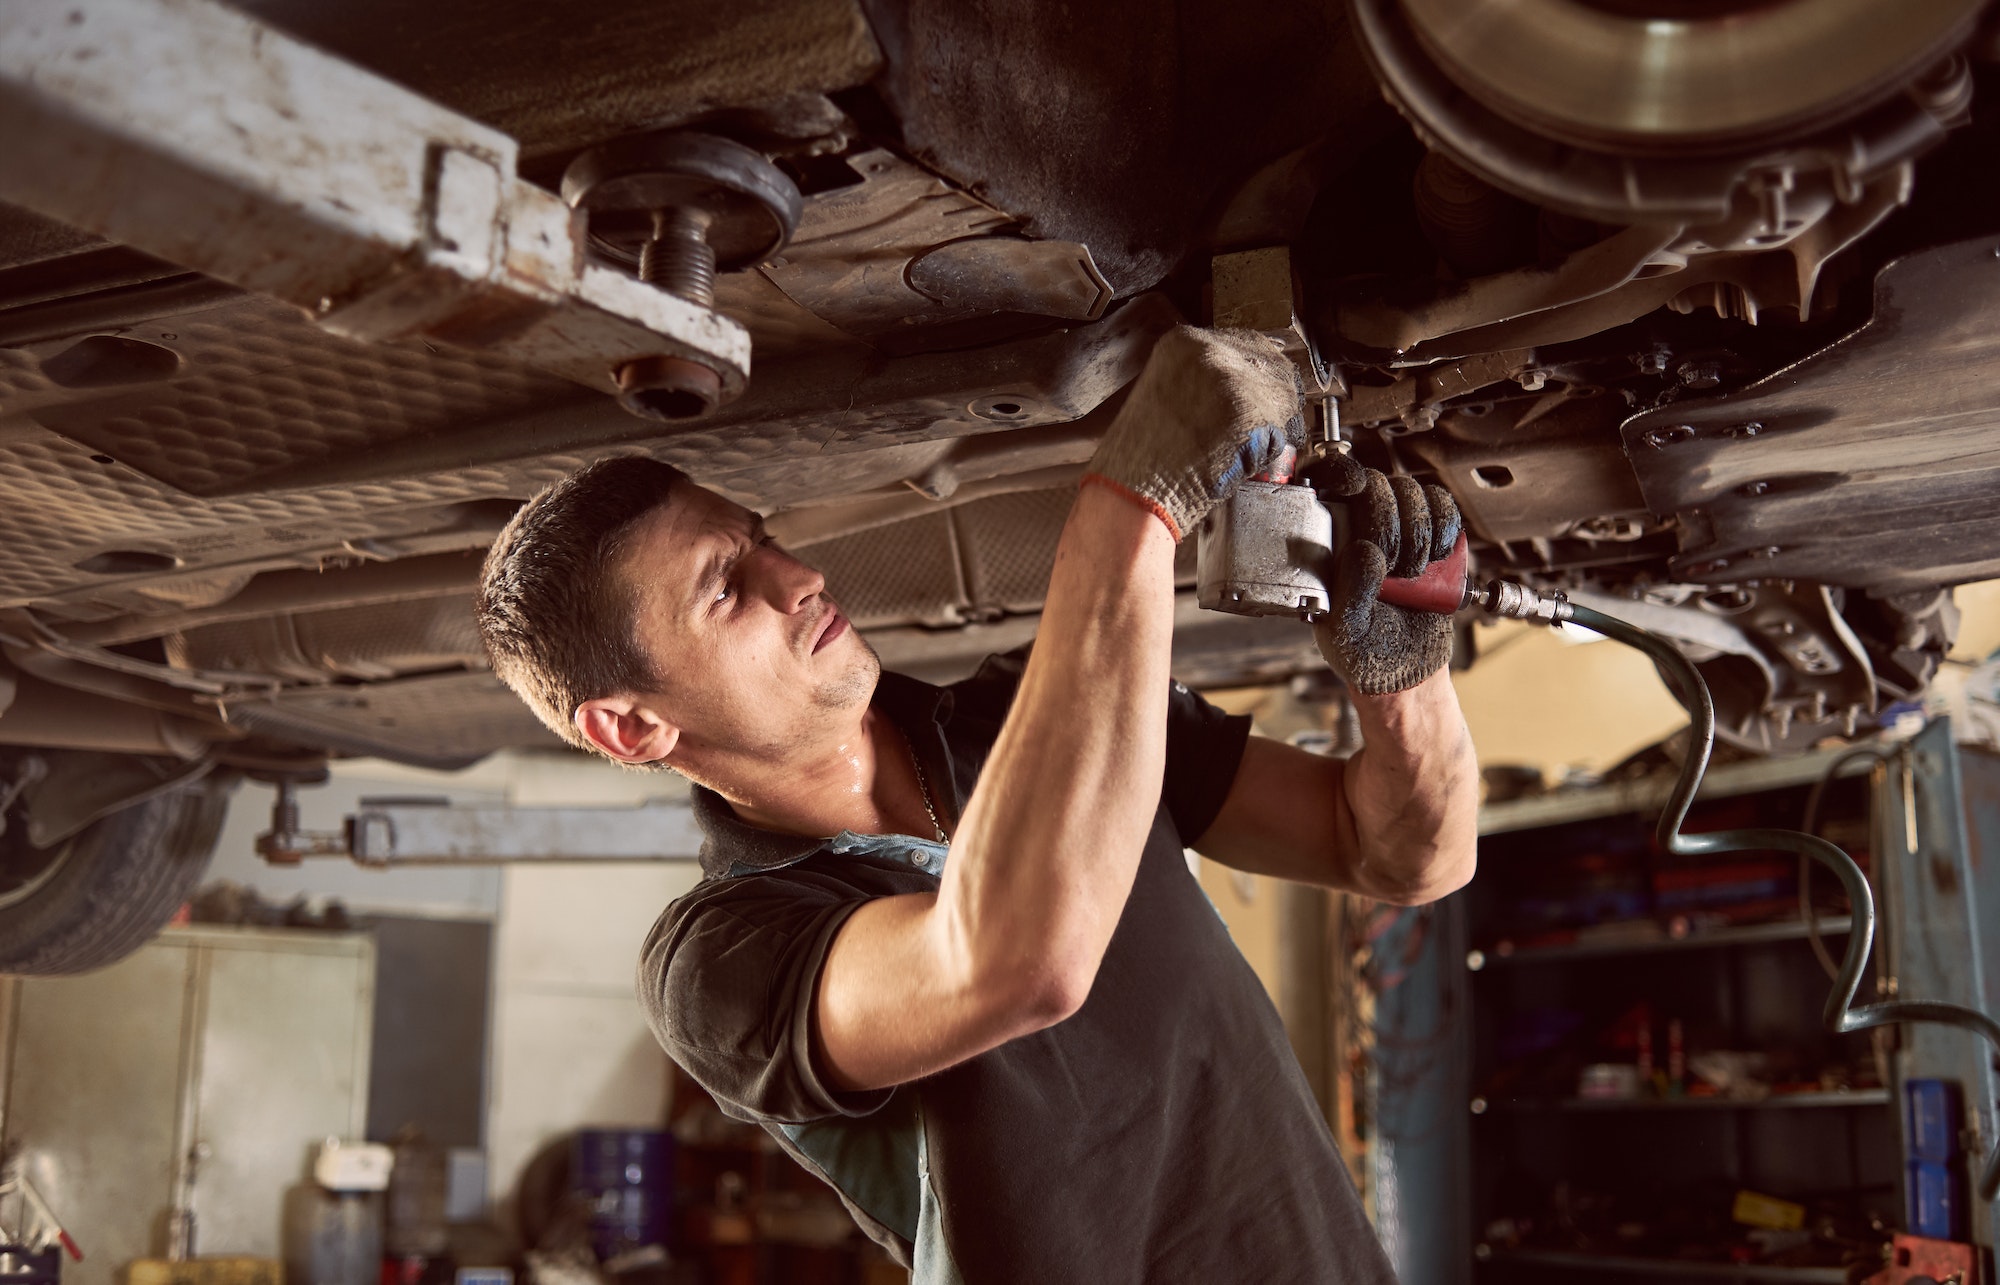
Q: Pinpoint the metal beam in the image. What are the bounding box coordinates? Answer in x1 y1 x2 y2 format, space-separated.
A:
346 797 704 866
0 0 749 401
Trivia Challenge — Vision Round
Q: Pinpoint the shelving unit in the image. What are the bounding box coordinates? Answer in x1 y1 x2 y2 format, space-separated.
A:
1442 749 1895 1284
1478 1249 1850 1282
1476 746 1878 838
1484 1089 1890 1114
1369 727 2000 1285
1470 917 1853 968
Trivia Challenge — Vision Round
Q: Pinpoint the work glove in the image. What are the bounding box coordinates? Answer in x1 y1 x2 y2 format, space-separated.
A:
1311 453 1461 696
1083 326 1304 542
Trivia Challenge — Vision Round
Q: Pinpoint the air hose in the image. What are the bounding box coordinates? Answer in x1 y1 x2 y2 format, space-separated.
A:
1489 587 2000 1199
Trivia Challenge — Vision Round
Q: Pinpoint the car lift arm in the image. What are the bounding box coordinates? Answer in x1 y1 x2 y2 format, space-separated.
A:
0 0 749 402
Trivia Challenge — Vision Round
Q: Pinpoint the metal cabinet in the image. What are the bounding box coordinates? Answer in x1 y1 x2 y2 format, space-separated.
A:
1 927 374 1285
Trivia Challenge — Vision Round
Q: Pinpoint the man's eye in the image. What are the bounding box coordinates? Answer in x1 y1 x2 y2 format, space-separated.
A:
714 583 732 604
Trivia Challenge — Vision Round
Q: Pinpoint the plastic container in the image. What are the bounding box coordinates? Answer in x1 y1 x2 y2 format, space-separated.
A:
570 1129 675 1261
281 1187 382 1285
386 1137 450 1258
1903 1078 1965 1240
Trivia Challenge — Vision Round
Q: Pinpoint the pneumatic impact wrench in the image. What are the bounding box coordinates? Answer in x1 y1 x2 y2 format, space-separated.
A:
1194 455 1569 626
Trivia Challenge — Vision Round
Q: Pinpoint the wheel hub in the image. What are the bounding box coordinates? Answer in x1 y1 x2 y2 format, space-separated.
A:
1399 0 1983 152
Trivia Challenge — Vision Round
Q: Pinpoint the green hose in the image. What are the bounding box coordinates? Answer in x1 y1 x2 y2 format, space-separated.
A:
1563 600 2000 1201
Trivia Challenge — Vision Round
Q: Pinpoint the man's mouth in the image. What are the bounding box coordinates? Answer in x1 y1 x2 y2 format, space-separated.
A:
811 608 849 654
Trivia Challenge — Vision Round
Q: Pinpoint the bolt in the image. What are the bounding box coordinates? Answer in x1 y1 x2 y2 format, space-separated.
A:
637 207 718 307
1677 360 1723 389
1399 404 1441 434
1728 421 1764 439
1642 424 1696 450
613 354 724 421
1633 349 1670 376
560 132 803 423
1737 480 1771 497
1516 369 1547 392
1913 55 1973 118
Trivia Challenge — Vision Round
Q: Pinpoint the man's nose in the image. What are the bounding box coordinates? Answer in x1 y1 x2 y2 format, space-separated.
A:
761 550 826 611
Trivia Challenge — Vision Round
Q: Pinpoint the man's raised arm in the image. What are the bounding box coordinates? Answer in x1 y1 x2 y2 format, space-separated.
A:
814 327 1302 1092
1193 458 1480 904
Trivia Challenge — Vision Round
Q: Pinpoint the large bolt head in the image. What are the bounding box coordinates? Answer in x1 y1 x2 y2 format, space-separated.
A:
614 355 724 421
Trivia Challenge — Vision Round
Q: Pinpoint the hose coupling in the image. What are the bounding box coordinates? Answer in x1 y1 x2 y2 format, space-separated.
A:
1471 578 1574 626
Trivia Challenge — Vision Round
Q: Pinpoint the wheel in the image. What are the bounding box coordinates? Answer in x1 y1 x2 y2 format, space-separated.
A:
0 761 236 976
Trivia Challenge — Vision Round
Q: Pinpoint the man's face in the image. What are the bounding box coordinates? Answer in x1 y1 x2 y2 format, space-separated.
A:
616 480 879 759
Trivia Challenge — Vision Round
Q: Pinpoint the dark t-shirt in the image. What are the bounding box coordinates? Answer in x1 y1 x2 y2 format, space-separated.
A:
637 650 1397 1284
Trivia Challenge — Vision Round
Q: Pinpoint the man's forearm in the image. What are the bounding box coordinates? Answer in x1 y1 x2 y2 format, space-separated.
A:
1340 667 1479 903
932 483 1177 1020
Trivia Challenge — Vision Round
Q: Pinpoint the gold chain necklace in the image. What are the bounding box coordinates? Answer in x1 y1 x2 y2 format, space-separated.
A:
907 737 947 843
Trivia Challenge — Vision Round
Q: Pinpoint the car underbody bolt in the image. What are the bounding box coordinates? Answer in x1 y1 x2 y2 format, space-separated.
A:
561 131 802 420
614 354 724 422
638 207 719 308
1677 360 1723 389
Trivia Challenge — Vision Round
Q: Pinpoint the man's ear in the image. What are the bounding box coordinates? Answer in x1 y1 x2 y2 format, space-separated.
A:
575 696 681 765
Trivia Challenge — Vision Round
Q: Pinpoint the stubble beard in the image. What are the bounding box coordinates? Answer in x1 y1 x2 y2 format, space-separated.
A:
813 630 881 712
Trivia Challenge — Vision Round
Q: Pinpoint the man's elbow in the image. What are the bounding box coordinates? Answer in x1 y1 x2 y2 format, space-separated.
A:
970 945 1096 1040
1364 842 1477 906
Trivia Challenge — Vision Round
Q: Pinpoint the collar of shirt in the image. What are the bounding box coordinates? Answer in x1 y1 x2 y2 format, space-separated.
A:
689 668 961 881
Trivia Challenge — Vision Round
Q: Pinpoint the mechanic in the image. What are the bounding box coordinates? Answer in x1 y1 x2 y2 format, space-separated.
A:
475 326 1479 1282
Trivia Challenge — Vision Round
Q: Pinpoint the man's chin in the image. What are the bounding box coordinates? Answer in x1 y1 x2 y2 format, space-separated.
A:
813 629 881 711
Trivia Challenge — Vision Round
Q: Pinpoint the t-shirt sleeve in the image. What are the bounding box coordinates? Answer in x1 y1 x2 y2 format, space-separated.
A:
636 874 892 1125
1163 678 1252 846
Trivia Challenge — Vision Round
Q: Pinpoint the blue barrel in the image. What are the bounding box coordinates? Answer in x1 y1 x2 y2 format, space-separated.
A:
571 1128 675 1260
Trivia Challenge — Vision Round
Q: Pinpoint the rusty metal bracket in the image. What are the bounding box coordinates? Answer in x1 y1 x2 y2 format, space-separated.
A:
0 0 751 409
1212 246 1338 399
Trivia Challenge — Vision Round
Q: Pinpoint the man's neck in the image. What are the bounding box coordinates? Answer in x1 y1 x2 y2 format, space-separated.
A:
691 703 943 842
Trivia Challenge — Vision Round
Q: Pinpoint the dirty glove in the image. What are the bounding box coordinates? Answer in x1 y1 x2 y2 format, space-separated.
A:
1083 326 1304 542
1311 453 1461 695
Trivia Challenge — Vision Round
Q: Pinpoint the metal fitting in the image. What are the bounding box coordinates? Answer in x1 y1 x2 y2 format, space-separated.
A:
1471 579 1574 625
613 353 725 421
638 207 719 307
562 131 801 420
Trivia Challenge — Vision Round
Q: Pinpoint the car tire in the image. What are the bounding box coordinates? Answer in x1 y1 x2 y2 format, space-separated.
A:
0 769 235 976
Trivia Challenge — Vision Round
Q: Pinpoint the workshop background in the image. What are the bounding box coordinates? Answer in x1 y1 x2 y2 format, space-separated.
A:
4 583 1997 1285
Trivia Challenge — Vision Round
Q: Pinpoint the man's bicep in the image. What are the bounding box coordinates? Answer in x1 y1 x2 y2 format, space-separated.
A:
813 889 1038 1094
1192 735 1360 886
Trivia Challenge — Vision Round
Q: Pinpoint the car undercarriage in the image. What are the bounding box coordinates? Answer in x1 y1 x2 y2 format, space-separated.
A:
2 0 1999 969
